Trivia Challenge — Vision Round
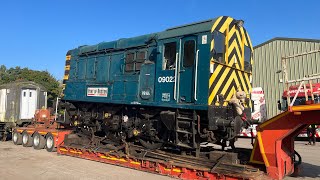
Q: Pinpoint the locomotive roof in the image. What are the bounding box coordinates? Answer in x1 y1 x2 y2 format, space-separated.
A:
158 18 217 39
75 18 218 55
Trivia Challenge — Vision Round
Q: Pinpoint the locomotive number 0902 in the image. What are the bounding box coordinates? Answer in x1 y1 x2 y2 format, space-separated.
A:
158 76 175 83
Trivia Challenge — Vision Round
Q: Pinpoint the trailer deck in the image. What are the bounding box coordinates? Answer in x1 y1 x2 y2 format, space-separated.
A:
58 143 266 180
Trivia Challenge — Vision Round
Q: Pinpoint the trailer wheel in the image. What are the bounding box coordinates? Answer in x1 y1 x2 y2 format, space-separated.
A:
12 131 22 145
33 132 45 150
22 131 33 147
46 133 56 152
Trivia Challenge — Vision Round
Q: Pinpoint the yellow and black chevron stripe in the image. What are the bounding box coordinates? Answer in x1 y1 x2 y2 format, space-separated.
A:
62 54 71 90
208 16 253 106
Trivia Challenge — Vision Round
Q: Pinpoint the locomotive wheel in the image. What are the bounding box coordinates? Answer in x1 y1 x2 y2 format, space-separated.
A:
22 131 33 147
46 133 56 152
139 138 163 150
33 132 46 150
12 131 22 145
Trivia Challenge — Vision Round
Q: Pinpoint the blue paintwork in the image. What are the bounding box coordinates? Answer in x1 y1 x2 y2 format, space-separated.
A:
64 19 216 111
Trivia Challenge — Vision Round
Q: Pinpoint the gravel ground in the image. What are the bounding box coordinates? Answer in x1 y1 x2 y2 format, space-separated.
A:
0 139 319 180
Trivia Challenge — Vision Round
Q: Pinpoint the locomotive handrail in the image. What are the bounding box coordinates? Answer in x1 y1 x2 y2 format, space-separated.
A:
177 39 182 102
194 50 199 101
174 52 179 100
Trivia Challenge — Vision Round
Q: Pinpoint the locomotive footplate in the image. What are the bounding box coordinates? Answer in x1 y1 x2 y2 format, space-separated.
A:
58 139 266 179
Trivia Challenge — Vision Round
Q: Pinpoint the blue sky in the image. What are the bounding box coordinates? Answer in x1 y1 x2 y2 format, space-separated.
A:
0 0 319 79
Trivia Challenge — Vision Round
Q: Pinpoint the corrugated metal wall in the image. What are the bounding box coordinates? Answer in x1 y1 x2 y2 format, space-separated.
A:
253 38 320 118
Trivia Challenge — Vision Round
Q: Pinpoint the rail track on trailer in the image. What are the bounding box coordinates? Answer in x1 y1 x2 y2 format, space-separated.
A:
58 142 265 180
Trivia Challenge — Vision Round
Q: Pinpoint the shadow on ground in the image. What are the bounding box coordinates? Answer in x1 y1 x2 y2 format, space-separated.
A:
297 162 320 178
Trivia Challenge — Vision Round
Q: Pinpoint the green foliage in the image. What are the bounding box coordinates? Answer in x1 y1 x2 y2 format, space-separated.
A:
0 65 62 107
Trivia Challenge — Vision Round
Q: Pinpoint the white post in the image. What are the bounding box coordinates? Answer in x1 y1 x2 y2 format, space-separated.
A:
54 97 60 121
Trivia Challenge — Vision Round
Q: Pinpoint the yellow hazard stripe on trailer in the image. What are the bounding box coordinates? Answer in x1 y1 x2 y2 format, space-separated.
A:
69 150 83 154
59 148 68 152
99 155 128 162
130 161 141 165
164 167 182 173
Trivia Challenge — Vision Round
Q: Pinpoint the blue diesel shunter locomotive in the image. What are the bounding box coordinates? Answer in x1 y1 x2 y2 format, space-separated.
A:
61 16 253 150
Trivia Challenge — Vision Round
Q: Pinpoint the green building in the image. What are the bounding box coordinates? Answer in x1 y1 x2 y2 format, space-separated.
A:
253 38 320 118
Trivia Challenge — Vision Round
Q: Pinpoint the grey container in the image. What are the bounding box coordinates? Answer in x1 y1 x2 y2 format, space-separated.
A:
0 81 47 128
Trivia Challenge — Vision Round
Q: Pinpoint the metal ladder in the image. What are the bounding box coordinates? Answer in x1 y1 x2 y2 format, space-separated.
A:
175 110 197 149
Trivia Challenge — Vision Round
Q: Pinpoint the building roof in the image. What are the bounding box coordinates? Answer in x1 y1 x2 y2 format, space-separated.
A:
0 81 47 91
254 37 320 49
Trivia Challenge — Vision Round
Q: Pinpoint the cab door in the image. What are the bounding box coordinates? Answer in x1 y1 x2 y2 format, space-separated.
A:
179 36 197 103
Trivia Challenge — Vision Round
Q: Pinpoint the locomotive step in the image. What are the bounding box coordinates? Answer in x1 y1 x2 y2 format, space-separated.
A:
177 116 194 121
176 142 193 148
176 129 193 134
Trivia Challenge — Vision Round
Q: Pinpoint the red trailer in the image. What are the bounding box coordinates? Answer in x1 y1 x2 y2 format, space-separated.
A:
12 108 72 152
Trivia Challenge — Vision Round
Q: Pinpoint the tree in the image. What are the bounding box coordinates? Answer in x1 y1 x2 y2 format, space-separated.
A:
0 65 62 107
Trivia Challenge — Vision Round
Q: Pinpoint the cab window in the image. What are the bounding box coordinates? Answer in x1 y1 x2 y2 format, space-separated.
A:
183 40 195 67
244 46 252 71
212 31 225 64
163 42 176 70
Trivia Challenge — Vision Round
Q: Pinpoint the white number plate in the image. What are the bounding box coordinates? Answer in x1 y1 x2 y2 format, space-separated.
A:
158 76 175 83
87 87 108 97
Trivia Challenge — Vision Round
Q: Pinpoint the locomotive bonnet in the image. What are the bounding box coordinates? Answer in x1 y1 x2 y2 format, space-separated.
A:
60 16 253 150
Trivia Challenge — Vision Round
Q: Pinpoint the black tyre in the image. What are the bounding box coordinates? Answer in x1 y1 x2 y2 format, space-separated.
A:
1 132 7 141
22 131 33 147
12 131 22 145
33 132 45 150
45 133 56 152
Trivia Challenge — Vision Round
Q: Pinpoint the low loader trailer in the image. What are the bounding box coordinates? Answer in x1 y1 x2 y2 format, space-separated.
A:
12 108 72 152
12 104 320 180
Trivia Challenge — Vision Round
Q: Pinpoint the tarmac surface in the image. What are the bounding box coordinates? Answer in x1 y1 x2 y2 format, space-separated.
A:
235 139 320 180
0 139 319 180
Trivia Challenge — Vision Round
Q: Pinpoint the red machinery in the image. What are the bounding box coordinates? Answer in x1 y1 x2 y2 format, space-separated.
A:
250 103 320 179
282 83 320 100
12 108 72 152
